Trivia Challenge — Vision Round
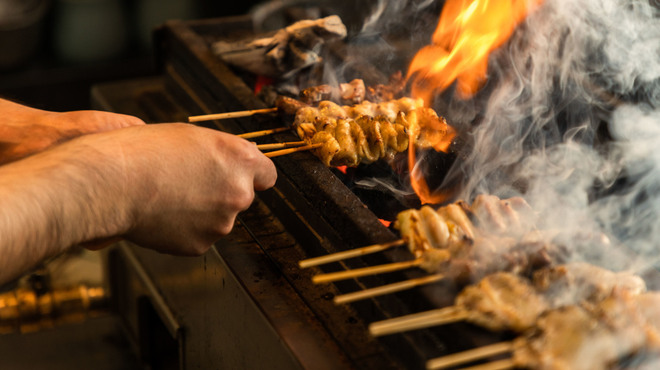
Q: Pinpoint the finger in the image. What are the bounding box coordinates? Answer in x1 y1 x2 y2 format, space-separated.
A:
253 155 278 191
92 111 146 129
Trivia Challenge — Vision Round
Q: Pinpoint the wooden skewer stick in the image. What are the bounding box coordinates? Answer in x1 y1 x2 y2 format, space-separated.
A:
238 126 291 139
312 258 423 284
334 273 445 304
425 342 514 370
458 358 516 370
299 239 406 269
368 306 468 337
265 143 323 158
189 107 278 122
256 141 306 150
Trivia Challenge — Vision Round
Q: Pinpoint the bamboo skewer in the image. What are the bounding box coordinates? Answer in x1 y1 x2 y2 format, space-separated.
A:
425 342 514 370
312 258 424 284
238 126 291 139
369 306 468 337
189 107 278 122
264 143 323 158
459 359 516 370
256 141 306 150
334 273 445 304
299 239 406 268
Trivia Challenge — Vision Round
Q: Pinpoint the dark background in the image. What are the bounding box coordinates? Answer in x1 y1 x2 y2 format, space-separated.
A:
0 0 264 111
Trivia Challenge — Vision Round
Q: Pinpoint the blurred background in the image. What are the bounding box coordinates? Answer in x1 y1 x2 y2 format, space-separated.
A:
0 0 264 111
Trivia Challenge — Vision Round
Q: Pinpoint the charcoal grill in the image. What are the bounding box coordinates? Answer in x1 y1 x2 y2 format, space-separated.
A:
95 15 500 370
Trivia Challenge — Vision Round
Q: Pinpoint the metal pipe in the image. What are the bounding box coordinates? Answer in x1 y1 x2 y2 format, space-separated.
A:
0 284 109 334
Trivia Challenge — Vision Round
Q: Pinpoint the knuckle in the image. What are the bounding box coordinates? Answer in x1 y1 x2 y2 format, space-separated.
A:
230 189 255 211
215 222 235 236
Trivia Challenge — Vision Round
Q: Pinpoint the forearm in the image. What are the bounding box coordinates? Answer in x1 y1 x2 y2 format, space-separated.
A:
0 98 145 165
0 139 132 284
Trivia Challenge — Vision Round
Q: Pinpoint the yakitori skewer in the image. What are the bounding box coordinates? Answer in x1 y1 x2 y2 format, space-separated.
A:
264 143 323 158
312 258 425 284
299 239 406 268
189 107 278 122
256 141 306 150
368 263 646 337
308 196 551 300
333 273 445 304
458 359 515 370
426 291 660 370
425 342 514 370
369 306 467 337
238 126 291 139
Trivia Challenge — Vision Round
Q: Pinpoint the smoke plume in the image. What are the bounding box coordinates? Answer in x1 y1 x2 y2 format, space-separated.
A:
440 0 660 269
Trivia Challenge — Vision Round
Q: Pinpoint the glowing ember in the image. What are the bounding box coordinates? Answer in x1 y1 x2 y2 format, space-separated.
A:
408 0 543 104
253 75 274 95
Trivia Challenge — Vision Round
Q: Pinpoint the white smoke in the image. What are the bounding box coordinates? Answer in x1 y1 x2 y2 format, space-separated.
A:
439 0 660 268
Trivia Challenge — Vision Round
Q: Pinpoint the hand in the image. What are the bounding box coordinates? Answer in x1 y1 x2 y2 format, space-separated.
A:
0 122 276 284
0 98 144 165
75 123 278 255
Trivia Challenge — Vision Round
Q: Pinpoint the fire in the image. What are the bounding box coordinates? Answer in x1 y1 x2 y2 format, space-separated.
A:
406 0 542 204
408 128 452 205
408 0 543 104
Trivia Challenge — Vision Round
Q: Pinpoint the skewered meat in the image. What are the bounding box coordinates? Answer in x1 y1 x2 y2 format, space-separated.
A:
299 79 366 105
395 203 476 257
436 263 646 334
395 195 535 256
532 262 646 308
366 71 406 102
456 272 549 332
275 95 309 115
297 73 403 106
394 196 558 281
469 194 536 237
511 291 660 370
511 305 638 370
293 98 452 167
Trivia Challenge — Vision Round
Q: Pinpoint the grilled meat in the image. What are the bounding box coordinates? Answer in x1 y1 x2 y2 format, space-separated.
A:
456 272 549 332
293 98 452 167
532 262 646 308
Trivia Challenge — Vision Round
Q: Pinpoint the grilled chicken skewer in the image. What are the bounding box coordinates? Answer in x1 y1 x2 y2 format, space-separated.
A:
369 263 646 337
188 75 405 122
292 97 453 167
311 195 556 295
427 291 660 370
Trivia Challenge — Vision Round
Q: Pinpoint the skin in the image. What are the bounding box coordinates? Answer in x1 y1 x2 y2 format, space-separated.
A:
0 99 277 284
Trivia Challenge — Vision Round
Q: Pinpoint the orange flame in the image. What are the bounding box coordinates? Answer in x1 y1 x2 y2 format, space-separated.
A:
408 129 452 205
405 110 455 204
408 0 543 104
406 0 542 204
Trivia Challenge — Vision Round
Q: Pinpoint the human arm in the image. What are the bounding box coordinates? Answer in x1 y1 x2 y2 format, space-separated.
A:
0 98 145 165
0 123 277 284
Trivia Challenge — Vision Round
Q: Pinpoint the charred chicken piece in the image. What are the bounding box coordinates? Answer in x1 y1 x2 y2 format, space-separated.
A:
512 290 660 370
532 262 647 308
395 203 476 258
470 194 536 237
394 196 558 281
366 71 406 102
511 305 631 370
299 79 366 105
455 272 549 332
448 262 647 334
293 98 452 167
